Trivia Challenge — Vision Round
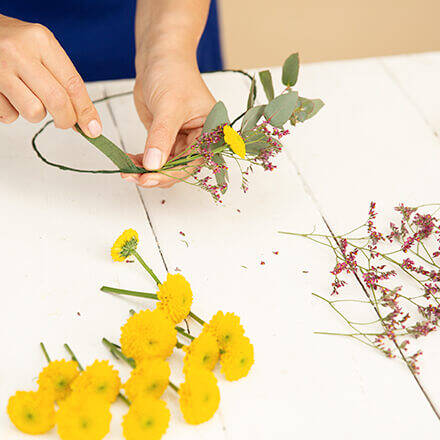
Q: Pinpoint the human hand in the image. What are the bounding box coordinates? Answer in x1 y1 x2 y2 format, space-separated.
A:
125 53 216 188
0 15 101 136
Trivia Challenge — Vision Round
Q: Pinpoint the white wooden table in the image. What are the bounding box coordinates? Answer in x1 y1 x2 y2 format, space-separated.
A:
1 52 440 438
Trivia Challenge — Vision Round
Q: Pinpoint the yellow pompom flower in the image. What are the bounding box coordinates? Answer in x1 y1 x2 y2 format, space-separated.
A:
71 360 121 403
220 336 254 381
223 125 246 159
182 331 219 373
37 360 79 401
179 368 220 425
156 273 193 324
124 359 170 401
7 390 55 435
122 397 170 440
56 392 111 440
120 309 177 363
111 229 139 262
204 311 245 351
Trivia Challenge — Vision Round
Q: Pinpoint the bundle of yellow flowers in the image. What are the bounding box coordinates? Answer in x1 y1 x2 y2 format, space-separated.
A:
8 229 255 440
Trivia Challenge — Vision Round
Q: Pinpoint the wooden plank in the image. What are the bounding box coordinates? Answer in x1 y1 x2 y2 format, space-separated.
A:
106 64 440 437
380 51 440 137
284 56 440 431
0 84 169 439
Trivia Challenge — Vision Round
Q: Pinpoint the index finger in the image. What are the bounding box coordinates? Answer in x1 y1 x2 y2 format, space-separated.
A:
43 39 102 138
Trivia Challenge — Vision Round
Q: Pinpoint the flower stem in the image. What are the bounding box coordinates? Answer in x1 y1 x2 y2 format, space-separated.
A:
189 311 206 326
101 286 158 300
64 343 84 371
175 326 195 341
40 342 51 364
168 381 179 393
64 342 131 406
101 338 180 394
102 286 206 326
102 338 136 368
132 250 161 286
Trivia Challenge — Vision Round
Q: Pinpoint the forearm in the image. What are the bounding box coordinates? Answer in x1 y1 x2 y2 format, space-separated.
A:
135 0 210 71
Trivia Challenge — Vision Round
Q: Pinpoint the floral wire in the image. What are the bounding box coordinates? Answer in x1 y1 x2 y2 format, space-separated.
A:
31 69 253 175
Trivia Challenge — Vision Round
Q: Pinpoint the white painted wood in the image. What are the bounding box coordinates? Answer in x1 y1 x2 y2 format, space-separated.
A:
1 53 440 440
286 55 440 430
107 61 440 438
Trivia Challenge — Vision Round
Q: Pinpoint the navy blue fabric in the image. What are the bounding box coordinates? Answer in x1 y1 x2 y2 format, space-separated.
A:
0 1 222 81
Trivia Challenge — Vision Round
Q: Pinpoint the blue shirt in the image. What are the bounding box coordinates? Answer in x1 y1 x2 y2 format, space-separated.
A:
1 1 222 81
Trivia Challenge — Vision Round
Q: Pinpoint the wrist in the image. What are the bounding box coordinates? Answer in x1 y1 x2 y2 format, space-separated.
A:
135 33 198 77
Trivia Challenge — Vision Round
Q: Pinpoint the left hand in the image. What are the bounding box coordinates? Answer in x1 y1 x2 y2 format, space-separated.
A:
122 54 216 188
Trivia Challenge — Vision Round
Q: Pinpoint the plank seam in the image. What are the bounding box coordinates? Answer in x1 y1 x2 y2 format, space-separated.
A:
378 58 439 139
102 86 169 272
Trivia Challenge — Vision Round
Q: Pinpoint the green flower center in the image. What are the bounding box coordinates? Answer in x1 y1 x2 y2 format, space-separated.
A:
144 418 154 428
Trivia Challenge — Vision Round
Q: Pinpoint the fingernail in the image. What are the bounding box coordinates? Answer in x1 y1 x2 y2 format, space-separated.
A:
123 176 136 182
144 148 162 170
143 179 159 187
87 119 102 138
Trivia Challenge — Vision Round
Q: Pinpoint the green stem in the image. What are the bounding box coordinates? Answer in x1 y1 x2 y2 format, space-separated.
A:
189 311 206 326
65 342 131 406
102 338 136 368
64 344 84 371
132 250 161 286
168 381 179 393
101 286 157 300
102 338 180 394
176 326 195 341
40 342 51 364
102 286 206 326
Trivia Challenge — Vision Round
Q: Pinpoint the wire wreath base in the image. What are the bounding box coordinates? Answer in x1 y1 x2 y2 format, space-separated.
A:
31 69 253 175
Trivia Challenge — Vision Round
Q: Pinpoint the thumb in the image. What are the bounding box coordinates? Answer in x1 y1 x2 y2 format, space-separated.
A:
143 109 186 170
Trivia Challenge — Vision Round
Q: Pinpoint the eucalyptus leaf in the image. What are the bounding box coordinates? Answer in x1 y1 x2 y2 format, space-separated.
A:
247 75 256 109
76 124 142 172
241 105 265 132
282 53 299 87
202 101 229 133
264 92 298 128
308 99 325 119
259 70 274 101
244 133 280 155
293 97 325 122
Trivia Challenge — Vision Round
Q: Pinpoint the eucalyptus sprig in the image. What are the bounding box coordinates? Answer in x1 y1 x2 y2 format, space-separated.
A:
32 53 324 202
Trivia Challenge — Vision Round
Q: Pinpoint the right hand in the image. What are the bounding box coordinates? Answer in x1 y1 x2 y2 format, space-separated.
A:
0 15 101 136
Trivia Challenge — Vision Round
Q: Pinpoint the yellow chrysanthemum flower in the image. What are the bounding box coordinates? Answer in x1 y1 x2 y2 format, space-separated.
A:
182 331 219 373
179 368 220 425
56 392 111 440
111 229 139 262
37 360 79 401
124 359 170 401
156 273 193 324
7 390 55 435
223 125 246 159
220 336 254 381
122 397 170 440
71 360 121 403
204 311 245 351
120 309 177 363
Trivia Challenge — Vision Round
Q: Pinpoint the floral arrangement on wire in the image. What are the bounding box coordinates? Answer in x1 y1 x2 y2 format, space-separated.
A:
32 53 324 203
7 229 253 439
281 202 440 418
